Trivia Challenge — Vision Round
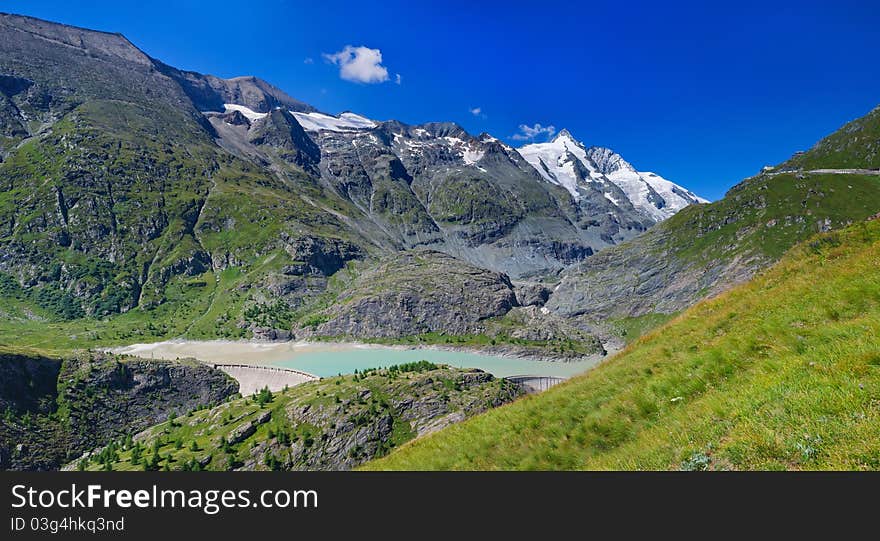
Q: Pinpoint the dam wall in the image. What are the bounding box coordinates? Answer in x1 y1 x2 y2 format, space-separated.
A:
209 363 319 395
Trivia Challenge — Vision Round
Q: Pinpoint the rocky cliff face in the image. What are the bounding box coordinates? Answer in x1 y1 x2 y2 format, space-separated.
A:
0 351 237 470
544 214 766 320
211 109 628 278
305 250 518 337
163 71 317 116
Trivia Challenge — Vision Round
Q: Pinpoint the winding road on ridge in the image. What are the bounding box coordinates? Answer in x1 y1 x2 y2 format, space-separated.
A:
765 168 880 176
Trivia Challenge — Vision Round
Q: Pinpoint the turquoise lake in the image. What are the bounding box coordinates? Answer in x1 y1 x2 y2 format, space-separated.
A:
269 347 601 379
113 341 603 379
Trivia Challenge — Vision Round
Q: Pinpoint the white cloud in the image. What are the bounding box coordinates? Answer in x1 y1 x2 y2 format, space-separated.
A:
303 57 314 64
511 123 556 141
469 107 487 119
323 45 390 84
395 73 402 85
470 107 489 120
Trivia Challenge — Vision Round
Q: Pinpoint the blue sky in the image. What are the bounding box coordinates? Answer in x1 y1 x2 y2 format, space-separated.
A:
4 0 879 200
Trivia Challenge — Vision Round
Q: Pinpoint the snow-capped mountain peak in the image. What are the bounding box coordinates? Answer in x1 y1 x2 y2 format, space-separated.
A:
514 129 600 195
551 128 578 144
517 130 707 222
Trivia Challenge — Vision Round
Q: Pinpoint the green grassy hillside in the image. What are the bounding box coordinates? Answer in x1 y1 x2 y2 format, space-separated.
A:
781 105 880 170
367 217 880 470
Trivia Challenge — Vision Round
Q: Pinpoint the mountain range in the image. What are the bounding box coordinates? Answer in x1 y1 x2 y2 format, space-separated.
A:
198 92 706 278
0 12 706 354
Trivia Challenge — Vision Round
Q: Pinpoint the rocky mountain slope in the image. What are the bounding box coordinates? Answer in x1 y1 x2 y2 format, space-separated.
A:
73 362 524 471
545 105 880 325
0 12 380 323
0 349 237 470
367 216 880 470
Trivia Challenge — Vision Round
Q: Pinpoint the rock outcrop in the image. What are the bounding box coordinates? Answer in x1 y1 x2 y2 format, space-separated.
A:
0 351 237 470
302 250 518 338
74 363 524 471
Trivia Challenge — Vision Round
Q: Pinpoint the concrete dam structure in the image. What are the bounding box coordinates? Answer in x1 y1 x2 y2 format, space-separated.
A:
209 363 320 395
504 375 566 394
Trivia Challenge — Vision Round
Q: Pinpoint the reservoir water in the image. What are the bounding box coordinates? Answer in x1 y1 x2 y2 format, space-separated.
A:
270 347 598 378
111 340 602 379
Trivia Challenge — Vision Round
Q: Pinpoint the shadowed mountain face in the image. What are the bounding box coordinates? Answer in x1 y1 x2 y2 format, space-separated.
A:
164 70 318 115
0 351 237 471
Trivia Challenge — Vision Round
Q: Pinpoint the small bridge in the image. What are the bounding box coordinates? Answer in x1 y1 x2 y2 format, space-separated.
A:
504 375 566 394
208 363 319 396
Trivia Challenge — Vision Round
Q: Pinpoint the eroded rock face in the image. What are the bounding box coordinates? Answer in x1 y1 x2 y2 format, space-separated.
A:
281 235 363 277
0 352 237 470
301 121 650 278
305 250 519 338
515 283 550 307
251 327 292 341
247 109 321 173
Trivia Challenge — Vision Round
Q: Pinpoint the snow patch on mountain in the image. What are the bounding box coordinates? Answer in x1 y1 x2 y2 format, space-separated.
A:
462 148 485 165
223 103 268 121
291 111 377 132
604 192 620 206
391 131 487 167
217 103 378 132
